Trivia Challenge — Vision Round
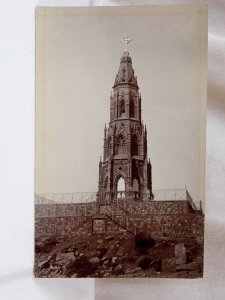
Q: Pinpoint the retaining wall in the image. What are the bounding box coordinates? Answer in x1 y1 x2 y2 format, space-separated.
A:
35 200 204 241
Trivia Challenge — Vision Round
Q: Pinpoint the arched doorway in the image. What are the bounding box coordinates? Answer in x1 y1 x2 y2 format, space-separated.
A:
116 176 126 199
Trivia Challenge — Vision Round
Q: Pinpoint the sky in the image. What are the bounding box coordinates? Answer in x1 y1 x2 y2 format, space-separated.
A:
36 5 207 207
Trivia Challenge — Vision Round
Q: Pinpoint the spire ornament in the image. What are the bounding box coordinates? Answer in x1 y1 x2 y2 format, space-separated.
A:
120 34 133 52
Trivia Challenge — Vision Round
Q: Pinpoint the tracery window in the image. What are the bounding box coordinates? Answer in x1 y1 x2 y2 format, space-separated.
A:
116 135 126 155
119 99 125 117
132 134 139 156
130 98 135 118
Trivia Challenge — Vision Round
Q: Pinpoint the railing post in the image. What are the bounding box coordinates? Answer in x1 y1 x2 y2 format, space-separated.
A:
85 198 87 221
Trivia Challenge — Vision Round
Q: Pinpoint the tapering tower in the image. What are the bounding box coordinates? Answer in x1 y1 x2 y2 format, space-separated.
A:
97 36 153 203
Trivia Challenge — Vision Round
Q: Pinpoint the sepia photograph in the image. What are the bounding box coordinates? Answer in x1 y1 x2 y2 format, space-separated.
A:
35 5 207 278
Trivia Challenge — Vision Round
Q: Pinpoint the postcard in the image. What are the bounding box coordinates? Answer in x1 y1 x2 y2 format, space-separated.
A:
35 5 207 278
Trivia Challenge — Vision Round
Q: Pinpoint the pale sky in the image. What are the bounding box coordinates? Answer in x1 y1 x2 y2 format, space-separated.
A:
36 5 207 207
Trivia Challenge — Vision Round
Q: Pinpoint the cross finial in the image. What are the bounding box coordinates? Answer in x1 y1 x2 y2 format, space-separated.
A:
120 34 133 52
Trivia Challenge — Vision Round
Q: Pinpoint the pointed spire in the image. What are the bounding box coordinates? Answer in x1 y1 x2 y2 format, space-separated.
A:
113 47 138 88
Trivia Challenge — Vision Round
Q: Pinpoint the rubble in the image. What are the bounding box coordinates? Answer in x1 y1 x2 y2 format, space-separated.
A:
35 232 203 278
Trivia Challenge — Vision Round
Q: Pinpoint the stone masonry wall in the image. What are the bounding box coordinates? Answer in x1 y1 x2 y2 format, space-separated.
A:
35 212 204 242
35 216 93 239
105 214 204 241
35 202 97 218
99 200 191 215
35 200 191 218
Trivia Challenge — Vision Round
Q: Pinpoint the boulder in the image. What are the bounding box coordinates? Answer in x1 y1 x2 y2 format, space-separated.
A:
38 259 50 269
97 239 104 244
116 247 125 257
186 261 198 271
112 257 118 266
103 272 112 277
176 264 187 271
125 267 143 274
56 252 75 263
35 242 44 253
90 257 100 264
113 264 123 275
103 259 110 268
161 257 176 273
137 256 153 270
105 236 114 241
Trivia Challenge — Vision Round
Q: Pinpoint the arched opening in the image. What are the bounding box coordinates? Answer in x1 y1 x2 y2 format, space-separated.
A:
116 135 126 155
133 178 140 200
130 98 135 118
117 176 126 199
132 134 139 156
119 99 125 117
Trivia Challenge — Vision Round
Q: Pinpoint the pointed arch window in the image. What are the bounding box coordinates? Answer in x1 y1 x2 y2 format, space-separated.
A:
119 99 125 117
116 135 126 155
132 134 139 156
116 176 126 199
130 97 135 118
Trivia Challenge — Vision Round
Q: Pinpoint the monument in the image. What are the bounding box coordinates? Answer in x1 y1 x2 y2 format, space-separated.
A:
97 35 154 203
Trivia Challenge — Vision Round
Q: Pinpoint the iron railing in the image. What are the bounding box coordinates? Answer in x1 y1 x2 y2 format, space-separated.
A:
35 188 199 211
153 189 186 201
35 192 97 204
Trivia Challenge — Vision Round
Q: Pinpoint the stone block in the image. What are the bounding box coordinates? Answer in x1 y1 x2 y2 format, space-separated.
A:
105 235 114 241
186 261 198 271
56 252 75 262
113 264 123 275
161 257 176 273
125 267 143 274
97 239 104 244
116 247 125 257
90 257 100 264
112 257 118 266
176 264 187 271
175 243 186 265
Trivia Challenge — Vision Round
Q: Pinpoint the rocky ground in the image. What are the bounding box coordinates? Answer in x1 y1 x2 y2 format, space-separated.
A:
34 232 203 278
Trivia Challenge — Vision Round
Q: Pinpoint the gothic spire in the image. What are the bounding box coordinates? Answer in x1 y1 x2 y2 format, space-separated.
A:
113 38 138 88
